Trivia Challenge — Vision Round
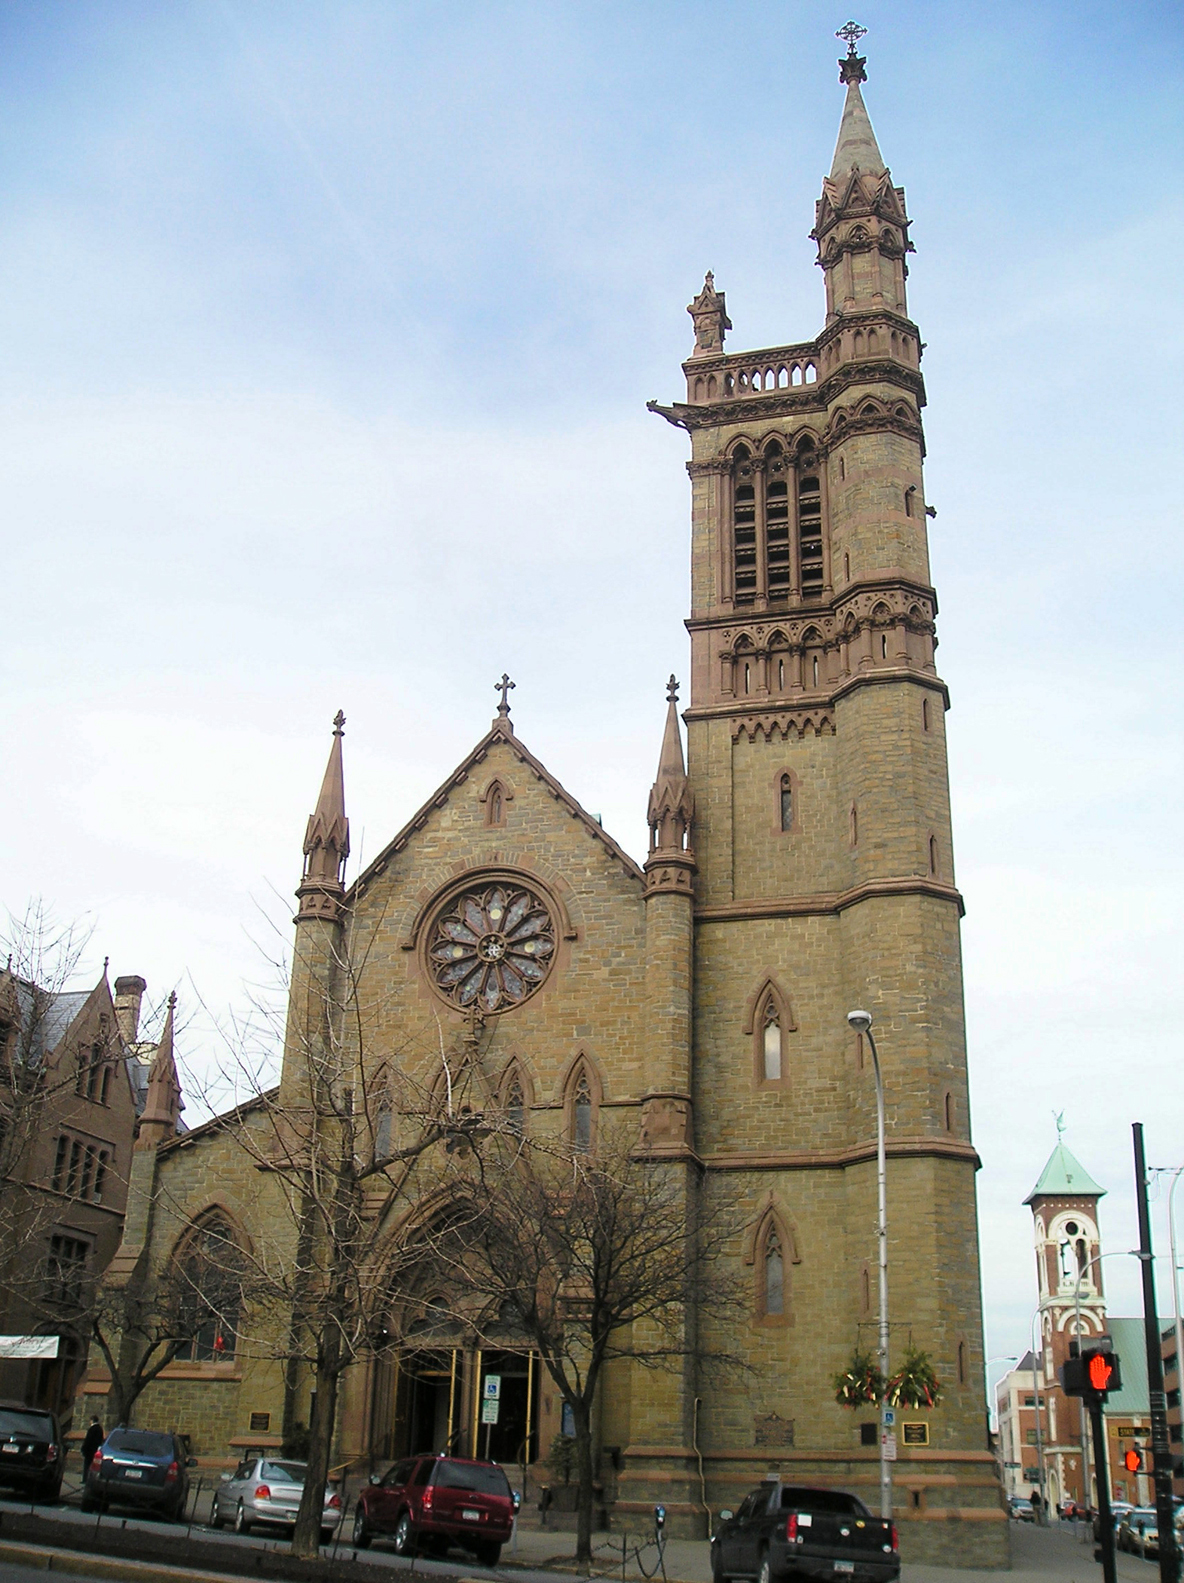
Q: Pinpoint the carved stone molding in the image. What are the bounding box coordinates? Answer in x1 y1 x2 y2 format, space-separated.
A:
731 712 834 743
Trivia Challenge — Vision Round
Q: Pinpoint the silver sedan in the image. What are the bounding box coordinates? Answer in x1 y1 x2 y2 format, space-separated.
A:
211 1456 342 1537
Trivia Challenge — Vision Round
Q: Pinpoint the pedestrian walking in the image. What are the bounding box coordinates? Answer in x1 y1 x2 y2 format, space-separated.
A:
81 1415 104 1476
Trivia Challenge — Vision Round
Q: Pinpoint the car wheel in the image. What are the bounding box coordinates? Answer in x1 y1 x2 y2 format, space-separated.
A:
758 1552 772 1583
393 1510 416 1555
475 1540 502 1566
211 1497 224 1529
351 1506 371 1548
234 1500 252 1535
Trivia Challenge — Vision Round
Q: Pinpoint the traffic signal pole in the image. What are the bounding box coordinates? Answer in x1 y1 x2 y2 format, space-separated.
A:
1132 1123 1182 1583
1089 1395 1118 1583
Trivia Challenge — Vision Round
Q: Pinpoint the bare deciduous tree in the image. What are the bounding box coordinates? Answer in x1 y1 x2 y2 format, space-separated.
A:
436 1125 749 1568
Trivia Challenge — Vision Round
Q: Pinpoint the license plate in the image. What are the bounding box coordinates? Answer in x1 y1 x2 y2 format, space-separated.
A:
123 1469 143 1479
462 1508 481 1521
1 1445 18 1454
834 1564 855 1575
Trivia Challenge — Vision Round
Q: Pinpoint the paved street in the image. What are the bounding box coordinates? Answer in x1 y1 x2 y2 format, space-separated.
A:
0 1478 1165 1583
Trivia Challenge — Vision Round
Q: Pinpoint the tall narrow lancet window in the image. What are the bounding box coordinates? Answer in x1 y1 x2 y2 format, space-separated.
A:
765 444 791 599
764 1228 785 1316
507 1075 525 1135
779 774 793 833
573 1072 593 1151
763 1000 783 1082
797 460 824 598
732 448 757 604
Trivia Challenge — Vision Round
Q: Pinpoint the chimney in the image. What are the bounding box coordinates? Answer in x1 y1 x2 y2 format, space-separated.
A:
113 975 147 1043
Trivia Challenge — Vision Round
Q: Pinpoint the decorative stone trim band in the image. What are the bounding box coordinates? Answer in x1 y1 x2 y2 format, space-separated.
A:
696 875 964 921
703 1135 981 1172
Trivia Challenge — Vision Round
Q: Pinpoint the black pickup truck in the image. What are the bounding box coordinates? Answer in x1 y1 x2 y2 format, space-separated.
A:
712 1482 899 1583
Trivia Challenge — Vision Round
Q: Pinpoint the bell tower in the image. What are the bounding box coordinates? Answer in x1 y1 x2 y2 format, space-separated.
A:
650 30 1004 1565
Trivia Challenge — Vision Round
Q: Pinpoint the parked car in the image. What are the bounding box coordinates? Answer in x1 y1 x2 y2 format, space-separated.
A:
1007 1496 1034 1522
351 1454 518 1564
711 1481 900 1583
1093 1500 1134 1541
0 1402 63 1503
1117 1508 1159 1557
210 1456 342 1538
81 1427 194 1520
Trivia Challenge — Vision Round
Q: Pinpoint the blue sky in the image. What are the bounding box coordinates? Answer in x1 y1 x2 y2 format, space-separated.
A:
1 1 1182 1389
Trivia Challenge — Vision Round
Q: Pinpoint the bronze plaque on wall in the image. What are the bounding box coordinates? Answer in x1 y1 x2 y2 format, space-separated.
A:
902 1421 929 1446
754 1414 795 1447
249 1412 270 1432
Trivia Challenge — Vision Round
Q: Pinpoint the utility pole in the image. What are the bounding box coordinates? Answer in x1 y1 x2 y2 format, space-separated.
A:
1132 1124 1181 1583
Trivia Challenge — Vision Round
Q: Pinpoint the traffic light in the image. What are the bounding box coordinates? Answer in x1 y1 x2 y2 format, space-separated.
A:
1060 1339 1122 1399
1123 1446 1144 1474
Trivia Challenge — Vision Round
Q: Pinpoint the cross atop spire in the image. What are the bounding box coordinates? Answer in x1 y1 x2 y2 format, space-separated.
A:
836 19 867 55
495 673 515 718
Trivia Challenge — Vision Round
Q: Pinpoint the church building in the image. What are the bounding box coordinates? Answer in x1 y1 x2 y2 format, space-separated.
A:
84 38 1006 1566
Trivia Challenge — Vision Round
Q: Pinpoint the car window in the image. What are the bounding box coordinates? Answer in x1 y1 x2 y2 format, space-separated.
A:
433 1461 512 1496
105 1430 173 1457
0 1410 54 1440
262 1461 305 1483
232 1460 254 1480
409 1460 431 1487
778 1487 865 1516
383 1459 415 1487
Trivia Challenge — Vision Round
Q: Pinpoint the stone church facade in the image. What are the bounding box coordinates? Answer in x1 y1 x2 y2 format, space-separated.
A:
84 44 1006 1565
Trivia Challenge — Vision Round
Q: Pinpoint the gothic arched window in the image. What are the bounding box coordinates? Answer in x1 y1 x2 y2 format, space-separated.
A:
765 443 790 599
506 1074 525 1135
573 1072 593 1152
173 1214 246 1362
764 1229 785 1316
779 773 793 833
796 459 824 599
762 1001 782 1083
731 448 757 605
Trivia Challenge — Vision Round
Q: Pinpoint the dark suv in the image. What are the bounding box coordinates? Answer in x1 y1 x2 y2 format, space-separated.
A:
352 1454 517 1564
82 1427 194 1520
0 1402 64 1503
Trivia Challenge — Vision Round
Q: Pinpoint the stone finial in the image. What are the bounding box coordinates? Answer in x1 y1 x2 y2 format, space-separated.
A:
836 20 868 83
297 713 351 919
646 677 694 864
686 272 732 359
136 991 183 1149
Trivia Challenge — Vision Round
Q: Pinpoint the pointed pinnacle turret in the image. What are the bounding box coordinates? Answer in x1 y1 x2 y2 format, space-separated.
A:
297 712 350 921
647 677 694 859
137 991 182 1150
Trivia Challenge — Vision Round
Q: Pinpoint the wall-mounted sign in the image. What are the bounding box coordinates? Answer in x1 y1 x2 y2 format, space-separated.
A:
903 1422 930 1447
249 1412 270 1432
481 1398 500 1425
0 1336 59 1360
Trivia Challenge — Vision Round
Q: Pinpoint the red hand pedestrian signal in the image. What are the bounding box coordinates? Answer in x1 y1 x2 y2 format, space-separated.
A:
1087 1352 1113 1392
1123 1446 1143 1473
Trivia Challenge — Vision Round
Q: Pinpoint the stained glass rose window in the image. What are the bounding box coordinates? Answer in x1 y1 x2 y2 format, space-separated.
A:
427 883 556 1013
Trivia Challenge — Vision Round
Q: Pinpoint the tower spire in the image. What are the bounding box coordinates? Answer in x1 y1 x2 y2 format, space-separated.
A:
136 991 182 1150
829 26 886 181
297 712 350 921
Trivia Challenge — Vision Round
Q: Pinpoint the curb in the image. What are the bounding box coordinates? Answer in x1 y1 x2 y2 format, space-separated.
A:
0 1538 261 1582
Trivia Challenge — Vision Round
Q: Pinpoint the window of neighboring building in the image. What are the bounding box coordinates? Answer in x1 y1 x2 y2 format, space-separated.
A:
45 1234 89 1310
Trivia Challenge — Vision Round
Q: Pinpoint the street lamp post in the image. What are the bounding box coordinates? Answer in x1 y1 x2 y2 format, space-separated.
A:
847 1009 890 1523
1169 1167 1184 1451
1028 1306 1050 1524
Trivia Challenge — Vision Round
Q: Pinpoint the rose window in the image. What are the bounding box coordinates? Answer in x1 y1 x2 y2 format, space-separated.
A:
428 883 556 1013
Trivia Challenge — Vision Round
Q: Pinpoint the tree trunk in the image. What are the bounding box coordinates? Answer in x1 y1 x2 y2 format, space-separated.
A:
573 1398 596 1571
291 1330 341 1559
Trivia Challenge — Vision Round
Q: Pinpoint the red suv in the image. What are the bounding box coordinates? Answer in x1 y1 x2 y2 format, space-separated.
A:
352 1454 517 1564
